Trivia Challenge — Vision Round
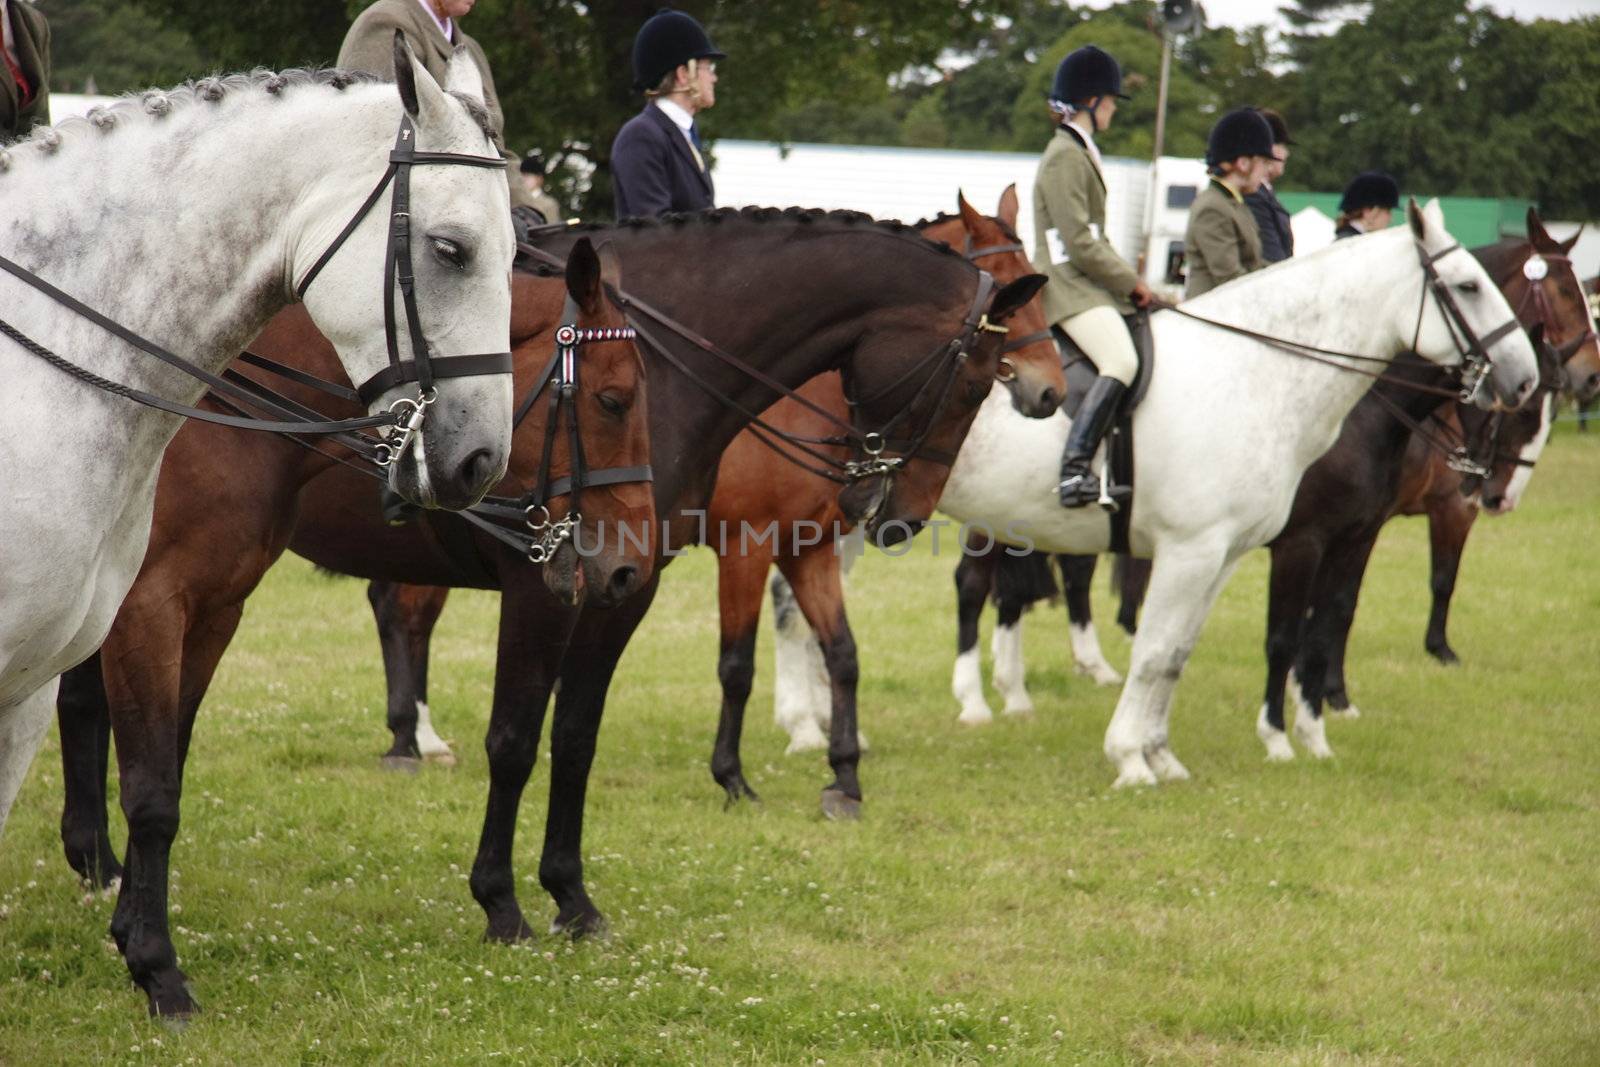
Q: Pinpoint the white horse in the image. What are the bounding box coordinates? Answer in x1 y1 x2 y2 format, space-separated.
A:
775 201 1538 786
0 43 516 832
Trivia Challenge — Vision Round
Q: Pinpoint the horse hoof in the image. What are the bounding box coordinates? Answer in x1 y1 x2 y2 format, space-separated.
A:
1092 669 1123 687
720 778 761 808
483 915 536 944
144 973 200 1020
422 749 458 767
1327 703 1361 720
1109 753 1158 788
1428 646 1461 666
820 789 862 821
379 754 422 774
783 727 829 755
551 907 606 941
957 706 994 727
1147 748 1190 781
1002 701 1035 718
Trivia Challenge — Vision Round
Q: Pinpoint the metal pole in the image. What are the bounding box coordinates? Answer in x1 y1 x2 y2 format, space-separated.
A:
1141 32 1174 281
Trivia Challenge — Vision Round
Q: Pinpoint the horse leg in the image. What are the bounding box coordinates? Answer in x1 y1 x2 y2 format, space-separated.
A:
778 552 863 819
1294 531 1381 754
711 549 766 805
57 652 123 887
539 585 657 938
1105 545 1236 787
1256 539 1322 762
1423 499 1475 666
1057 554 1121 686
1114 554 1152 636
951 548 997 725
367 581 453 768
990 588 1034 716
468 588 573 944
770 571 831 752
0 679 57 836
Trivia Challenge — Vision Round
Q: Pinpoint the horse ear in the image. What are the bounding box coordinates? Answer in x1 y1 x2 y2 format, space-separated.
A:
566 237 603 316
393 31 453 133
1406 197 1425 241
986 273 1048 324
1558 222 1582 255
595 240 623 295
1526 206 1557 251
444 45 487 107
957 190 985 237
996 184 1020 229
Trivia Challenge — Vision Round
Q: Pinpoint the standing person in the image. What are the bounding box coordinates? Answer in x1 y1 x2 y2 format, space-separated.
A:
1335 171 1400 239
338 0 529 208
1183 107 1275 299
610 8 724 219
1033 45 1155 510
1 0 49 142
519 150 564 223
1246 107 1294 263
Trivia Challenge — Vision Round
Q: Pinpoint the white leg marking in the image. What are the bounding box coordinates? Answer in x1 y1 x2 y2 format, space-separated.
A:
1145 745 1191 781
1289 684 1334 759
1257 703 1295 762
990 621 1034 716
952 647 994 726
1069 621 1122 686
772 581 830 750
413 700 457 764
1326 701 1361 720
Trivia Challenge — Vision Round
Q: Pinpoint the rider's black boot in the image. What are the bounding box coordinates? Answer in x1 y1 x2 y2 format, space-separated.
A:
380 484 420 527
1058 375 1130 510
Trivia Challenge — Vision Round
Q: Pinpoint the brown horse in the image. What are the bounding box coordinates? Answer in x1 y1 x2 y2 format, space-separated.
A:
272 211 1044 946
53 240 655 1018
338 192 1063 816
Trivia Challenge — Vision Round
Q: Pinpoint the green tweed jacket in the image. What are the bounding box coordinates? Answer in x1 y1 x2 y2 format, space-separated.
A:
338 0 528 207
1183 177 1264 299
1 0 50 143
1031 125 1141 325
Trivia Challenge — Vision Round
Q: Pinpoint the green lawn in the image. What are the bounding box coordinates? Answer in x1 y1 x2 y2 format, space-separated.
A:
2 425 1597 1066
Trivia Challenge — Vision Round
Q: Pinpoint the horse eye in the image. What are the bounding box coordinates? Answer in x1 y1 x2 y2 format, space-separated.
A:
430 237 467 269
598 392 628 416
1457 280 1479 294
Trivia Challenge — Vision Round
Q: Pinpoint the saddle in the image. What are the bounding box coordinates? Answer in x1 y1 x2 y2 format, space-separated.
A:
1055 310 1154 554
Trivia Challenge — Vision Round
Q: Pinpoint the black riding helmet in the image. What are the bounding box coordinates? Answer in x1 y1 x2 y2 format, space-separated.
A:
1049 46 1129 133
1339 171 1401 214
1205 108 1275 169
632 8 726 92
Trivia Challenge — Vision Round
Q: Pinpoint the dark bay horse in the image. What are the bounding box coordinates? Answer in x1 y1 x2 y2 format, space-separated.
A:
257 211 1043 945
53 241 655 1018
353 191 1065 817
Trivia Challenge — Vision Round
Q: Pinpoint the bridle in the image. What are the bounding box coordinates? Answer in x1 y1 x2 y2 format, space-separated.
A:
0 115 512 466
294 114 514 465
462 296 652 563
960 232 1053 385
516 239 1010 488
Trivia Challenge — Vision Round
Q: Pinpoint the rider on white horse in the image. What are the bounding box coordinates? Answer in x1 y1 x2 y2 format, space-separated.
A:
1031 45 1155 510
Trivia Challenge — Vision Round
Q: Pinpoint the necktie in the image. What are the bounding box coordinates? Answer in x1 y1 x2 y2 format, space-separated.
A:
3 46 29 106
687 123 706 172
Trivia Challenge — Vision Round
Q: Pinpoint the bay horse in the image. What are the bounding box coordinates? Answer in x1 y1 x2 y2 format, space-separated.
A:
194 211 1040 945
930 201 1538 786
0 49 516 836
351 190 1065 816
52 241 649 1018
950 210 1597 737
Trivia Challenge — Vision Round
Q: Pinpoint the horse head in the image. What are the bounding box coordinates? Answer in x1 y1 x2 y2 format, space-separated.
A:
1457 330 1562 514
1522 208 1600 403
534 239 655 607
944 187 1064 418
1406 198 1537 410
296 34 515 512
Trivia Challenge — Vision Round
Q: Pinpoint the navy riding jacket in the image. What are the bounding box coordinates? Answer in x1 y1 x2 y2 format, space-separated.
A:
610 104 715 219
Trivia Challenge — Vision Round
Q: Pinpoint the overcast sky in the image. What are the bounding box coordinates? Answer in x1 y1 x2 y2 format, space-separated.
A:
1080 0 1600 32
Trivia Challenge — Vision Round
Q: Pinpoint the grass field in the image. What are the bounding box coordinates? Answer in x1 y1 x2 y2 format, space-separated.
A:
2 425 1597 1066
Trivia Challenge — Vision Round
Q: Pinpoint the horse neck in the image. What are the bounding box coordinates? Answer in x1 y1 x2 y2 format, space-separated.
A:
0 83 398 433
1181 229 1444 462
540 221 973 516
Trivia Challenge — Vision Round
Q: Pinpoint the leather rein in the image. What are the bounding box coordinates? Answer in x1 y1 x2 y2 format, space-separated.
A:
0 115 510 468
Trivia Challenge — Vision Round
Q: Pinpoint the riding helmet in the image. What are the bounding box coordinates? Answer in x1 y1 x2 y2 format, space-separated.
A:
632 8 726 92
1050 45 1130 104
1256 107 1295 146
1204 107 1275 167
1339 171 1401 214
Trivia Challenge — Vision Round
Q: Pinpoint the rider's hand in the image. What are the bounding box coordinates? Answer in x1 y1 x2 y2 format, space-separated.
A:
1130 281 1155 309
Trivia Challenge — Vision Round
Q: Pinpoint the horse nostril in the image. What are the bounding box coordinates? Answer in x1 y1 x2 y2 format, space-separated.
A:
608 566 638 599
1039 388 1059 411
459 448 494 491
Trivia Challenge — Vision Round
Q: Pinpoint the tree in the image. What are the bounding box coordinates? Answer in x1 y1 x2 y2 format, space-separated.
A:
39 0 205 94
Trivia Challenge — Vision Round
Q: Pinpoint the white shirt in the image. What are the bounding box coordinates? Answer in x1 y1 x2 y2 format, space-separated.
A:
653 96 704 170
1067 118 1105 174
412 0 453 43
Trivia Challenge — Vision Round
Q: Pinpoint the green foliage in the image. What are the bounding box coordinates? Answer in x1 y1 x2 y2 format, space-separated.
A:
38 0 204 94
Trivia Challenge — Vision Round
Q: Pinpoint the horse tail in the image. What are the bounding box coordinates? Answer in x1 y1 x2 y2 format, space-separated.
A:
993 548 1059 612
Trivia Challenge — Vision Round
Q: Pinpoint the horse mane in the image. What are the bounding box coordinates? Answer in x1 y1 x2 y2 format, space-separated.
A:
564 206 965 260
0 68 390 170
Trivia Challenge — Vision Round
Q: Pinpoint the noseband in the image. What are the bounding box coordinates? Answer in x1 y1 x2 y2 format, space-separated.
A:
1413 239 1522 405
295 114 514 465
962 233 1051 382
